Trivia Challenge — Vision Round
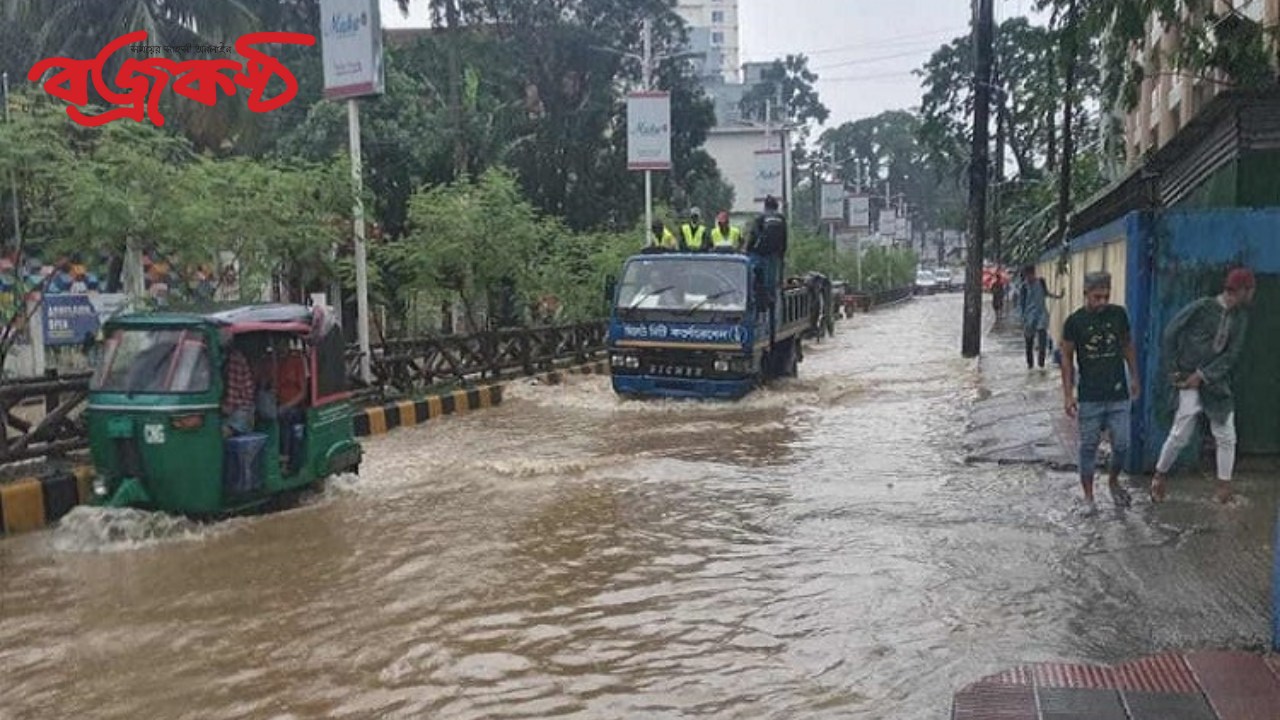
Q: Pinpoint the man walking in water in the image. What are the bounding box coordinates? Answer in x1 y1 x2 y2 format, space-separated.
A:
1060 271 1141 514
1150 267 1256 504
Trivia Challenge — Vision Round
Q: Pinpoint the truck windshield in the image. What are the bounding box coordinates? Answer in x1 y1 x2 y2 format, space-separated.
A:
616 259 748 313
92 328 212 394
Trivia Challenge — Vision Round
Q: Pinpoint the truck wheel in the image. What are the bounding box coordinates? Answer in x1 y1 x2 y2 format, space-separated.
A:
783 340 799 377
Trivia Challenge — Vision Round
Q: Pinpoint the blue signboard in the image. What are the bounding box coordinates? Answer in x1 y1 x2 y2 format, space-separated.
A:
615 321 745 345
42 294 99 346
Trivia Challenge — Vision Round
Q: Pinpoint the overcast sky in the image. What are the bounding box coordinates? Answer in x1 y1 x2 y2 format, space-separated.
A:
379 0 1047 128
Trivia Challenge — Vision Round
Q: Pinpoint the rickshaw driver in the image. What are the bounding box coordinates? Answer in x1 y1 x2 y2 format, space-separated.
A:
222 346 256 437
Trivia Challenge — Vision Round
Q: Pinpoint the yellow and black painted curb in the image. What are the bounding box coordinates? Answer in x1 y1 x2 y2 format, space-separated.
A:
0 465 93 537
353 384 503 437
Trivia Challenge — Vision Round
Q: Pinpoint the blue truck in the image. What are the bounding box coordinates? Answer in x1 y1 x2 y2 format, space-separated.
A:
607 252 824 399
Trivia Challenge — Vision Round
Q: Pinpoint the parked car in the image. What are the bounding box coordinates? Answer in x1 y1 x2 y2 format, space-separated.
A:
933 268 954 291
914 269 937 295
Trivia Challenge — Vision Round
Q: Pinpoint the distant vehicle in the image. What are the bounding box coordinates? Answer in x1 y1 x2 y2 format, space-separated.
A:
933 268 953 291
915 269 937 295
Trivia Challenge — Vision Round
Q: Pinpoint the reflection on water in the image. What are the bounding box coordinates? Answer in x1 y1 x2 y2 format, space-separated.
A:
0 294 1274 720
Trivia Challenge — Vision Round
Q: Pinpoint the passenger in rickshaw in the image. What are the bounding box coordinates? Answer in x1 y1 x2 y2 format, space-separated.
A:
255 336 309 473
222 343 256 437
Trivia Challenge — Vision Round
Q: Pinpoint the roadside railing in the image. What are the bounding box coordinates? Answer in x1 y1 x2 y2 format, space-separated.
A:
0 371 93 465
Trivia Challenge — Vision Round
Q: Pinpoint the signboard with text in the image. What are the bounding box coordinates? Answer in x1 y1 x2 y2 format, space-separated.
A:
320 0 385 99
42 294 99 347
627 92 672 170
847 195 869 228
753 150 784 203
820 183 845 221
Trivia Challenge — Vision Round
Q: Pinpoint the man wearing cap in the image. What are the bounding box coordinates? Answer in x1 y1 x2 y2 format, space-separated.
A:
1150 267 1257 504
1060 271 1141 513
681 208 709 252
710 211 742 252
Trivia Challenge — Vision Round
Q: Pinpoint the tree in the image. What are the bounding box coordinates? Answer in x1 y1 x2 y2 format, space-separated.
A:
817 110 965 232
739 54 830 128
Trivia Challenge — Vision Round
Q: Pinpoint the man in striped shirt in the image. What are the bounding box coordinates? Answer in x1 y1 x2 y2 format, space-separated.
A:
222 347 255 436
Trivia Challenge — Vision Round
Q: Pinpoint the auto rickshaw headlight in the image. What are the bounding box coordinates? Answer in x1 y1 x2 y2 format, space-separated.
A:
92 477 108 497
171 414 205 431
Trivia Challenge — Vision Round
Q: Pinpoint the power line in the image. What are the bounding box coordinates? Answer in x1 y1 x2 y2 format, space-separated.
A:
797 27 968 56
811 46 943 71
746 26 967 62
820 70 920 83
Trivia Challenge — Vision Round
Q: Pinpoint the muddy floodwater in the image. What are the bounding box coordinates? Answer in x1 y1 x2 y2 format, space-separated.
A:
2 294 1275 719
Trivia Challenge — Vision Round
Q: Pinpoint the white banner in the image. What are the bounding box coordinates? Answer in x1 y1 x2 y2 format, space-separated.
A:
820 183 844 221
320 0 385 99
753 150 784 203
627 92 672 171
846 195 869 228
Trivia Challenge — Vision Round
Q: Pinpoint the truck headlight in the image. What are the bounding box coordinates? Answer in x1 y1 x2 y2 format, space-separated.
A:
611 354 626 367
713 359 729 372
624 356 640 369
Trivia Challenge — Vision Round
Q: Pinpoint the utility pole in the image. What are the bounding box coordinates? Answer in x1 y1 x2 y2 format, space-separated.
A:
642 18 654 240
2 73 20 253
1055 0 1078 251
962 0 994 358
992 60 1005 268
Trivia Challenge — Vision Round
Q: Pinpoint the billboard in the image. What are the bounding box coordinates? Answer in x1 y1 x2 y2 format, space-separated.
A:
320 0 385 100
627 92 672 170
753 150 784 203
820 183 845 221
847 195 870 227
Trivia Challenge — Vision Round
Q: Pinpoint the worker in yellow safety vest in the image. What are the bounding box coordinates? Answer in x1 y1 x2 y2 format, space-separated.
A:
681 207 708 252
649 219 678 250
710 211 742 252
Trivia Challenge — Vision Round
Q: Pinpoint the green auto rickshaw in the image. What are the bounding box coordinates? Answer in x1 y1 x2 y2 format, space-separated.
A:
86 303 362 516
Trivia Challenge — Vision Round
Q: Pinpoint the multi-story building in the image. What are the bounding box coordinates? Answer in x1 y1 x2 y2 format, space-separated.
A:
674 0 740 83
1123 0 1277 166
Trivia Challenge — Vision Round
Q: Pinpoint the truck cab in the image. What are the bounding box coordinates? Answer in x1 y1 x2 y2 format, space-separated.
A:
607 252 816 399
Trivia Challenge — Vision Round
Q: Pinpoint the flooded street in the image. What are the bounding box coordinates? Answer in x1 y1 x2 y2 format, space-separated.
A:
2 293 1275 719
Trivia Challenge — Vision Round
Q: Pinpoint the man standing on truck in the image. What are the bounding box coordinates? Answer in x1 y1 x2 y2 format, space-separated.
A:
681 208 709 252
748 195 788 297
710 211 742 252
648 219 678 252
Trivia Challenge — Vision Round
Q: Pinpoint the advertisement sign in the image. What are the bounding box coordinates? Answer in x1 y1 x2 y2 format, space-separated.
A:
320 0 385 99
627 92 672 170
846 195 870 228
753 150 784 203
820 183 845 221
42 294 99 347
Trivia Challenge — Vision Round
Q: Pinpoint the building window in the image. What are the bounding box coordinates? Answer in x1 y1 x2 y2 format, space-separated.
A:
711 31 724 45
712 10 724 23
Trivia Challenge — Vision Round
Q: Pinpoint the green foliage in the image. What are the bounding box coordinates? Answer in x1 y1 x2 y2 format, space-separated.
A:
816 110 965 233
783 229 917 294
0 91 345 299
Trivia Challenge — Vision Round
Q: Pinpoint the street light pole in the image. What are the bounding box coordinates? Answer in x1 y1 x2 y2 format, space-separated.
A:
642 18 654 242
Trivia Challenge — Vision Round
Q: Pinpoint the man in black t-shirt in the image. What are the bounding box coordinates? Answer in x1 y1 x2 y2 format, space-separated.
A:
1060 271 1141 513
